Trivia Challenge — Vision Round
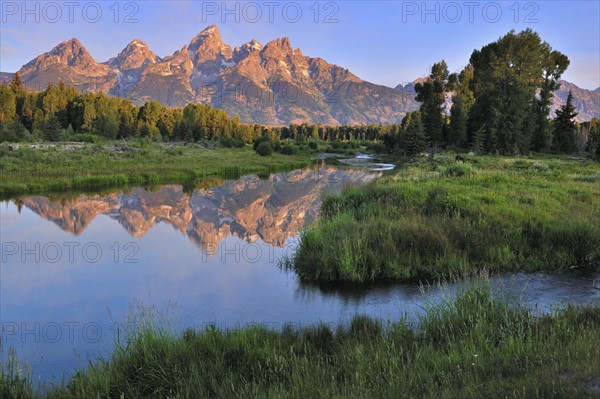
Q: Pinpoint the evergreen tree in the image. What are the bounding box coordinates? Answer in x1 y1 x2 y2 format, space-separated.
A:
585 119 600 159
42 115 62 142
9 72 24 94
552 91 578 153
400 112 426 156
448 66 474 148
415 61 449 148
0 83 16 122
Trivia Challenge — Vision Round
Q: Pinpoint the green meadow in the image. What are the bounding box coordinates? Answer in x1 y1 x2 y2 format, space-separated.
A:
0 142 312 199
287 154 600 282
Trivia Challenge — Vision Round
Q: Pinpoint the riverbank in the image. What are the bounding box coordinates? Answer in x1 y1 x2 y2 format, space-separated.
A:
2 283 600 398
0 142 314 199
287 153 600 282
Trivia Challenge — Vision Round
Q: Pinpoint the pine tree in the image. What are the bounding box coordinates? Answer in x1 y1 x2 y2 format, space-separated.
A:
400 112 426 156
552 91 578 153
0 83 16 122
415 61 449 148
42 115 62 142
9 73 24 94
449 96 467 147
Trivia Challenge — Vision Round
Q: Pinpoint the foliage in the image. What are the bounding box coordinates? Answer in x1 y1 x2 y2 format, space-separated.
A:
255 141 273 156
415 60 449 147
280 143 298 155
399 112 427 156
469 29 569 154
552 91 579 153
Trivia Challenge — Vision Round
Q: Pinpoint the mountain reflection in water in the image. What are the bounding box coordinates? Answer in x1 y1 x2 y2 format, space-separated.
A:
19 166 381 251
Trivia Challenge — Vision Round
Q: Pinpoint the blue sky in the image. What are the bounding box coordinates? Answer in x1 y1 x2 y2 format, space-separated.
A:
1 1 599 89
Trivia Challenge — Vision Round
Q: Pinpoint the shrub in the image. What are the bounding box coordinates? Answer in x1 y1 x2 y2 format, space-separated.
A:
256 141 273 156
71 133 104 144
366 142 386 153
253 136 270 151
280 144 298 155
308 141 318 150
443 164 472 178
220 136 245 148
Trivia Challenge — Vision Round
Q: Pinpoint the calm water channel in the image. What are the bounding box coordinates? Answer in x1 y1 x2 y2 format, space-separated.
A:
1 164 599 385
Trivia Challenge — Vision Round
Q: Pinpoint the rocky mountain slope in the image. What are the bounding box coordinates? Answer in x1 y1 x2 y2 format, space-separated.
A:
12 26 418 125
550 80 600 122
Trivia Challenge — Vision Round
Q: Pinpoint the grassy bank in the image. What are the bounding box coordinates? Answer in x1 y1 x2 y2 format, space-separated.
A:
0 142 313 199
3 283 600 398
287 154 600 282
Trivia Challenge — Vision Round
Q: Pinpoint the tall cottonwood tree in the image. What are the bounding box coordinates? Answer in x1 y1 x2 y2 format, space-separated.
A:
448 65 474 148
530 49 570 151
469 29 569 154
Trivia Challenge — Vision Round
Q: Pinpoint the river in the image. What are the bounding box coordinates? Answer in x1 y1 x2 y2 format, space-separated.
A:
1 163 599 385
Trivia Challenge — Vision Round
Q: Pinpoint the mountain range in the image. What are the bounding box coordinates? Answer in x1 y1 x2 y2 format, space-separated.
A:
2 25 599 124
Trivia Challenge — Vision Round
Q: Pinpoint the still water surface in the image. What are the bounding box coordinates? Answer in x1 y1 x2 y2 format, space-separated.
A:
1 165 599 384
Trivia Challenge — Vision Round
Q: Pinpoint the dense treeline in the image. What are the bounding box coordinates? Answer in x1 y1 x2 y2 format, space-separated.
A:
0 74 258 145
1 29 599 157
405 29 600 157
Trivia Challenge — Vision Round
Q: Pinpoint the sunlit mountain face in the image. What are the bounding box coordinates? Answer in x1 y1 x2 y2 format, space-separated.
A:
13 25 419 125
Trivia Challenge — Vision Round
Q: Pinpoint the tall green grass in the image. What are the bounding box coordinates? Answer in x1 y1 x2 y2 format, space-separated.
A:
0 143 313 199
288 154 600 282
0 349 36 399
3 283 600 398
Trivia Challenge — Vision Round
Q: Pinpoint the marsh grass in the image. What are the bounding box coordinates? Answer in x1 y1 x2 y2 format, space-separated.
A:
288 154 600 282
0 349 36 399
3 283 600 398
0 143 312 199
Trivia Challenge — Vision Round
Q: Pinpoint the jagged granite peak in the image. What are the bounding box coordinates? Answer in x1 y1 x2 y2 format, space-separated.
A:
140 44 193 77
18 38 115 93
308 57 362 85
127 43 195 107
186 24 235 90
107 39 160 71
233 39 263 63
189 25 220 49
257 36 309 81
262 37 297 57
21 38 102 73
188 24 233 63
